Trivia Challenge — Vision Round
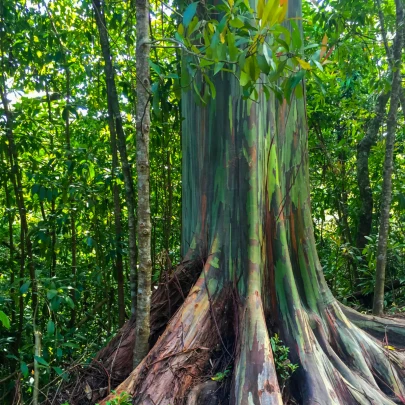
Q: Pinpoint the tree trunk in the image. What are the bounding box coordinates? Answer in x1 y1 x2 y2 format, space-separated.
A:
4 179 16 326
65 65 78 328
373 0 404 316
0 84 38 315
134 0 153 367
100 1 405 404
45 86 58 278
109 107 126 327
356 90 390 252
93 0 138 315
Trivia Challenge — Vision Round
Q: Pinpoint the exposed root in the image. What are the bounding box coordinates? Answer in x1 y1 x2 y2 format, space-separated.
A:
233 294 282 404
287 301 405 404
340 304 405 349
96 282 405 405
100 262 234 405
50 260 202 405
49 264 405 405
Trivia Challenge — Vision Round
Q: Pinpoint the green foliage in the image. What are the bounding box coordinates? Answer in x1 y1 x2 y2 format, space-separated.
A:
270 334 299 385
103 391 132 405
0 0 404 401
211 366 232 381
172 0 328 102
305 0 405 307
0 310 10 329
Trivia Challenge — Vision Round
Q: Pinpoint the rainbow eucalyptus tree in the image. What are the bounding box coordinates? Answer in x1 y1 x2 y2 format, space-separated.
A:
100 0 405 403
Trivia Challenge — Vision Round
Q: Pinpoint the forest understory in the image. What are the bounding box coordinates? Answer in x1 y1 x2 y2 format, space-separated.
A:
52 256 405 405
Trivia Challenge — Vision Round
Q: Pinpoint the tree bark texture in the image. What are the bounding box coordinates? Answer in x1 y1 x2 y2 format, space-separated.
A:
100 0 405 403
373 0 404 316
109 108 126 327
93 0 138 315
356 91 390 252
133 0 153 368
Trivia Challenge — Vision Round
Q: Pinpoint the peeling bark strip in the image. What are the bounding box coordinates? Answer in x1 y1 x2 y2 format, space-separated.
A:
101 0 405 403
133 0 153 368
373 0 404 316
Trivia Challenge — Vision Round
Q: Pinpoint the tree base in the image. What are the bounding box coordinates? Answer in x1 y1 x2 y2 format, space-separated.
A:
52 260 202 405
98 274 405 405
49 260 405 405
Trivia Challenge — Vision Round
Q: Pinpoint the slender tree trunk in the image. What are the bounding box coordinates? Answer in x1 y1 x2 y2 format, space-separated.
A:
4 179 16 326
93 0 138 315
0 85 37 315
165 146 173 270
356 90 390 251
33 330 42 405
50 199 57 278
133 0 152 367
373 0 404 316
64 66 78 327
45 85 57 278
18 223 24 349
108 105 126 327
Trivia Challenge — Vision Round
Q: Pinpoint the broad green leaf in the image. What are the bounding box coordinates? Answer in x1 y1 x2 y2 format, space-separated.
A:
291 20 302 50
275 26 291 46
20 281 31 294
65 296 75 309
0 311 10 329
183 2 198 28
227 31 238 61
263 43 274 66
257 0 265 19
63 342 80 348
200 59 215 67
229 17 244 28
240 71 250 87
53 366 64 375
51 296 63 311
34 356 49 367
203 74 216 99
148 60 161 74
21 362 29 377
276 37 289 52
257 54 270 74
39 186 46 201
47 289 58 300
47 320 55 335
285 70 305 100
261 0 277 26
214 62 224 75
